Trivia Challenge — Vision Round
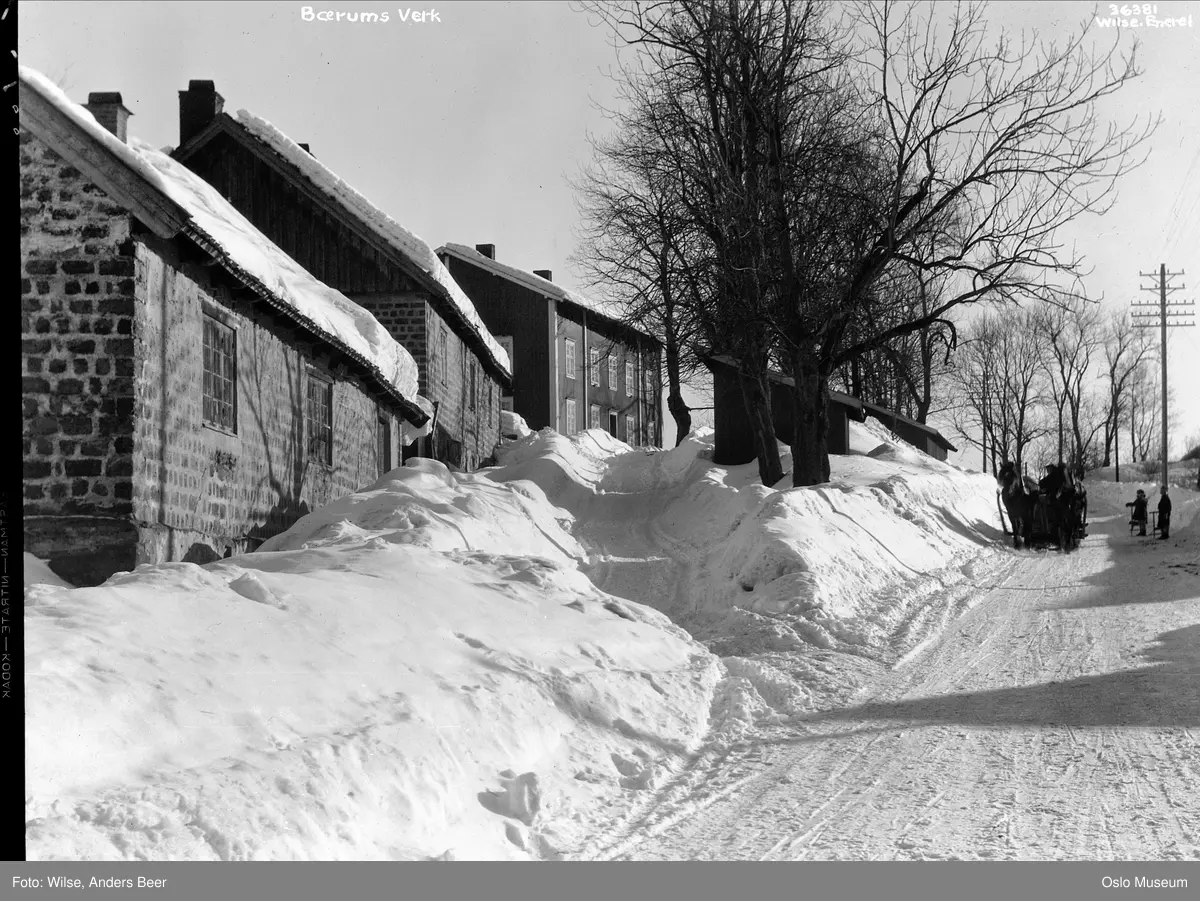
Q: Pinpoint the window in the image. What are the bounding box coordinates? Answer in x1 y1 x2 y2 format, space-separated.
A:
608 353 618 391
626 414 636 446
590 403 601 430
439 328 449 384
608 411 618 437
378 416 391 475
564 338 576 379
590 348 600 387
202 313 237 432
307 371 333 466
643 365 655 393
625 359 635 397
564 398 577 435
469 361 477 411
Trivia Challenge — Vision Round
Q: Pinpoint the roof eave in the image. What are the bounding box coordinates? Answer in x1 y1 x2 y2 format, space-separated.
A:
189 120 509 380
19 77 189 240
182 224 428 426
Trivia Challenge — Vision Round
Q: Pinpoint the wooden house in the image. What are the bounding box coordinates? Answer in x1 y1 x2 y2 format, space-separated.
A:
19 68 429 585
860 401 957 461
170 81 511 471
704 355 864 466
437 244 663 447
704 355 957 466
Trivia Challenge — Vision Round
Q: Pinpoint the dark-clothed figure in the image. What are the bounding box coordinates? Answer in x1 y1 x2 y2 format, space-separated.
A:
1159 486 1172 540
1127 489 1148 536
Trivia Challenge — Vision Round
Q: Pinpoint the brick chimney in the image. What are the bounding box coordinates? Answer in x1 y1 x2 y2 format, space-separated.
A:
475 243 496 260
179 80 224 145
84 92 132 142
533 269 552 281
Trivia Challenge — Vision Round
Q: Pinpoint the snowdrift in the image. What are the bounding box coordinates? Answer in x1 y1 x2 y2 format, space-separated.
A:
490 422 1006 729
25 460 718 861
26 422 1006 860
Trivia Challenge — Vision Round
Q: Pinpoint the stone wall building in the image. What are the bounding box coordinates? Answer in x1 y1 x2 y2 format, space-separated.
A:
19 68 430 585
170 82 511 471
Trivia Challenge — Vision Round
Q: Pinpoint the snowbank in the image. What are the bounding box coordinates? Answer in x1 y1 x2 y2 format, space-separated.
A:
19 66 421 404
234 113 510 378
490 421 1005 728
25 459 718 861
501 410 533 440
26 419 1008 860
24 554 75 591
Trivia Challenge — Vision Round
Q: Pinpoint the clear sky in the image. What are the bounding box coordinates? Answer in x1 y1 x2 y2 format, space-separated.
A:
19 1 1200 460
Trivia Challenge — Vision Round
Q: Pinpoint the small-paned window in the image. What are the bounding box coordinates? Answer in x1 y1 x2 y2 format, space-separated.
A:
202 314 237 432
564 339 576 379
564 398 577 435
307 371 333 466
625 359 635 397
590 348 600 387
378 416 391 475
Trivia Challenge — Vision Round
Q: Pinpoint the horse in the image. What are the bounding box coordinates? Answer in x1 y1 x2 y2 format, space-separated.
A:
996 461 1035 549
1043 464 1084 552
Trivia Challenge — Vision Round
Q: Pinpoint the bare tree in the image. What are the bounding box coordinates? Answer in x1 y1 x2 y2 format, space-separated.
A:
572 101 710 445
1033 298 1104 470
787 0 1158 484
948 308 1048 476
1099 310 1152 474
583 0 1154 485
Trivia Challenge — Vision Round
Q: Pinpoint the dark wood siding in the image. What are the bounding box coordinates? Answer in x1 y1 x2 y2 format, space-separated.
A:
705 357 856 466
443 257 551 430
178 133 410 294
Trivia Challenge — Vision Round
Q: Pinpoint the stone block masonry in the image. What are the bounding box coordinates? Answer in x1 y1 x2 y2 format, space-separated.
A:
21 130 139 581
21 128 402 584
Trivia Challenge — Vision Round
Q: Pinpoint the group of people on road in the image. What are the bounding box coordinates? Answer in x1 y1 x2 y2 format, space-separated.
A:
1128 485 1172 539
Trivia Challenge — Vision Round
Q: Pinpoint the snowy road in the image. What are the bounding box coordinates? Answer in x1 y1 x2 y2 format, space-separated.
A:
579 504 1200 861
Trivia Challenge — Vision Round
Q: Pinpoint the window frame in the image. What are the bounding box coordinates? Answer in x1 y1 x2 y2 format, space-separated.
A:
589 403 601 430
564 338 576 380
590 347 600 387
564 398 577 435
608 353 618 391
306 368 334 467
625 359 635 397
201 309 238 435
377 415 392 475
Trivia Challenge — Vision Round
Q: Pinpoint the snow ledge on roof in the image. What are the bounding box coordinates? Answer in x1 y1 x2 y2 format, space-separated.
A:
233 111 511 379
19 66 422 410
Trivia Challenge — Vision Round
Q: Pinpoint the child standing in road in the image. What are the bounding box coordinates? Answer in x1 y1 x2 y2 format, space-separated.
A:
1127 489 1149 536
1158 486 1172 540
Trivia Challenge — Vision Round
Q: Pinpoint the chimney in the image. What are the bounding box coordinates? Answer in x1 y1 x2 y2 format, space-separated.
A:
475 243 496 260
533 269 553 281
84 92 132 142
178 80 224 146
298 143 314 156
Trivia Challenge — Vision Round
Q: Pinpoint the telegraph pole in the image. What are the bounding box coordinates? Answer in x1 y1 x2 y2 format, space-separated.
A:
1133 265 1194 487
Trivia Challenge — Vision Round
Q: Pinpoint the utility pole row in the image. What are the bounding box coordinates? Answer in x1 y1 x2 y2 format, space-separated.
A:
1132 264 1194 488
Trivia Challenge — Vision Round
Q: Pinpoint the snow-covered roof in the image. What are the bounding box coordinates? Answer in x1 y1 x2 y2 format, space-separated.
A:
437 243 653 341
230 112 511 380
19 66 426 423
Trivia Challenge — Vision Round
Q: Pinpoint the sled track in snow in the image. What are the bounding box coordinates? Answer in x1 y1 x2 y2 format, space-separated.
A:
577 516 1200 860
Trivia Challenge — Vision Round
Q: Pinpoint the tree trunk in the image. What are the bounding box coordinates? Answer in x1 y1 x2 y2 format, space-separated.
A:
790 345 831 487
664 337 691 446
737 368 783 486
